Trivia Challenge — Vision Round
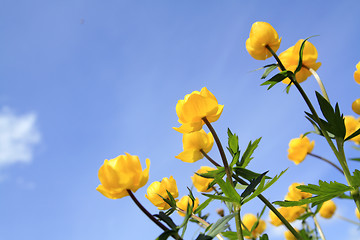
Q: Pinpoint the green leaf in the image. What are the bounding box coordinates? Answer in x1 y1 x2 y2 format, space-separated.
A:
227 128 239 156
221 231 237 240
242 169 287 204
206 213 236 238
352 169 360 188
194 198 214 214
156 230 178 240
274 180 353 207
239 137 261 168
345 128 360 142
261 71 292 90
202 193 233 202
197 168 225 179
259 234 269 240
233 167 271 182
241 171 268 199
296 212 313 221
315 92 346 139
294 36 318 75
214 175 241 203
261 64 278 79
155 212 177 229
195 234 213 240
350 158 360 162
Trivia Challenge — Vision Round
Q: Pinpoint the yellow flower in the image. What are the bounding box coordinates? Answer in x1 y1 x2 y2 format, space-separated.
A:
242 213 266 239
354 61 360 84
287 135 315 164
286 183 312 201
145 176 179 210
352 99 360 115
245 22 281 60
355 208 360 219
344 116 360 144
269 207 305 226
176 195 199 217
279 40 321 84
174 87 223 134
284 228 299 240
191 166 216 192
175 129 214 163
319 200 336 219
96 153 150 199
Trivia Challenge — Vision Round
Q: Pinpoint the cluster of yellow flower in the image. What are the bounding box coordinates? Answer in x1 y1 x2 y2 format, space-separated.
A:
287 135 314 165
246 22 321 84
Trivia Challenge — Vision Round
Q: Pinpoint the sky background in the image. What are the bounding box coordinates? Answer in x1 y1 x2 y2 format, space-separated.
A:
1 1 360 239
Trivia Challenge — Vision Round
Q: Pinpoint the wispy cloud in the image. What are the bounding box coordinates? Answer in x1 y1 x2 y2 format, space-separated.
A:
0 107 41 167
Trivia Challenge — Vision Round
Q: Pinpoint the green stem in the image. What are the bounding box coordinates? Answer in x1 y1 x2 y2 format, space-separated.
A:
307 152 344 174
266 44 360 217
336 214 360 226
313 215 326 240
127 190 182 240
235 207 244 240
202 117 233 185
200 151 303 240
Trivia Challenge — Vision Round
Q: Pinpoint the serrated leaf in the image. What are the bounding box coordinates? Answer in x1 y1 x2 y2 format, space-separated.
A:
274 180 353 207
233 167 272 182
206 213 236 238
230 152 240 168
239 137 261 168
242 169 286 204
241 171 268 199
214 176 241 203
352 169 360 188
261 64 278 79
194 198 214 214
261 71 291 90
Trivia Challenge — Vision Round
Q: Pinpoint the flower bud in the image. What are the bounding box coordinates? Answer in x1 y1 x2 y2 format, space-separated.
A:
191 166 216 192
173 87 223 134
145 176 179 210
354 61 360 84
319 200 336 219
242 213 266 239
352 99 360 115
175 129 214 163
279 40 321 84
176 195 199 217
216 208 224 217
96 153 150 199
246 22 281 60
287 135 314 165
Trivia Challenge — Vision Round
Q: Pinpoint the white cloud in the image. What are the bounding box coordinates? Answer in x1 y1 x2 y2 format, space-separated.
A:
0 107 41 167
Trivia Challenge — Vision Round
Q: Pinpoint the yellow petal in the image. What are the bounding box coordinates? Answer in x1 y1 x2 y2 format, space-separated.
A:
175 150 204 163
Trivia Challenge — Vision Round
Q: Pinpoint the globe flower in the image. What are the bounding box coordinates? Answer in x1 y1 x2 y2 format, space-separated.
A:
279 40 321 84
173 87 224 134
145 176 179 210
352 99 360 115
191 166 216 192
287 135 315 164
354 61 360 84
284 228 299 240
319 200 336 219
96 153 150 199
245 22 281 60
344 116 360 144
269 206 305 226
286 183 312 201
176 195 199 217
175 129 214 163
242 213 266 239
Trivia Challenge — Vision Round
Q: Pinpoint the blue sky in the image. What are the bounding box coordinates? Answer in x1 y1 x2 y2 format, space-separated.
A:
1 1 360 239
